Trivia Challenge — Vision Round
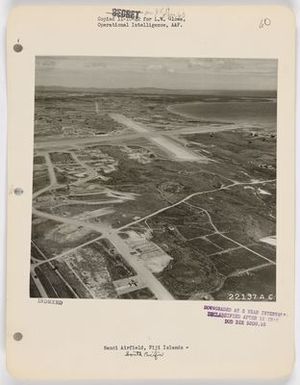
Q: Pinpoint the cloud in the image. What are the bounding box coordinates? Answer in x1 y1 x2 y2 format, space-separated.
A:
146 64 164 71
146 64 175 74
187 58 244 71
36 58 57 68
85 62 107 69
35 56 277 91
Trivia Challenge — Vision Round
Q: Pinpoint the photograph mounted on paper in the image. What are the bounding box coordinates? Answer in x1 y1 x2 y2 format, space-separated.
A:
30 56 277 301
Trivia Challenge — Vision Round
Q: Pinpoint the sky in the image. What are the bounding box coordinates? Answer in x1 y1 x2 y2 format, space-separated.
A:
35 56 277 91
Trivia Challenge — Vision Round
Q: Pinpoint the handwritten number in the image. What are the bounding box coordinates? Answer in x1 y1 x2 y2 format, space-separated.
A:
259 17 271 29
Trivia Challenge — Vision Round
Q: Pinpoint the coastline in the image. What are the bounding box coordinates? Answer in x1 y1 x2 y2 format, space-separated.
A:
167 101 205 120
166 100 276 131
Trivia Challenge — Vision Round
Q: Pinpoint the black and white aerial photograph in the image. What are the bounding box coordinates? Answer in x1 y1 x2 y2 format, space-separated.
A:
30 56 277 301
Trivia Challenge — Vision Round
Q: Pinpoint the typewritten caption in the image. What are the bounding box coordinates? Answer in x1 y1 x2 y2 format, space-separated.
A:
97 8 186 29
37 299 63 305
103 344 190 360
204 304 287 327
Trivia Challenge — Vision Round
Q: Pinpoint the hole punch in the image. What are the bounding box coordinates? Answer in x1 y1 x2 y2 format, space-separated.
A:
13 39 23 53
14 187 24 196
13 332 23 341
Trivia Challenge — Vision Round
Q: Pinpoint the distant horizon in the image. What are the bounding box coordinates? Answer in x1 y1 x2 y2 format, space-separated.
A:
36 84 277 92
35 85 277 97
35 57 278 92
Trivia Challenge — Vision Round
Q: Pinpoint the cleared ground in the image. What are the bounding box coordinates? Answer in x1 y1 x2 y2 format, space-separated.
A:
31 90 277 301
